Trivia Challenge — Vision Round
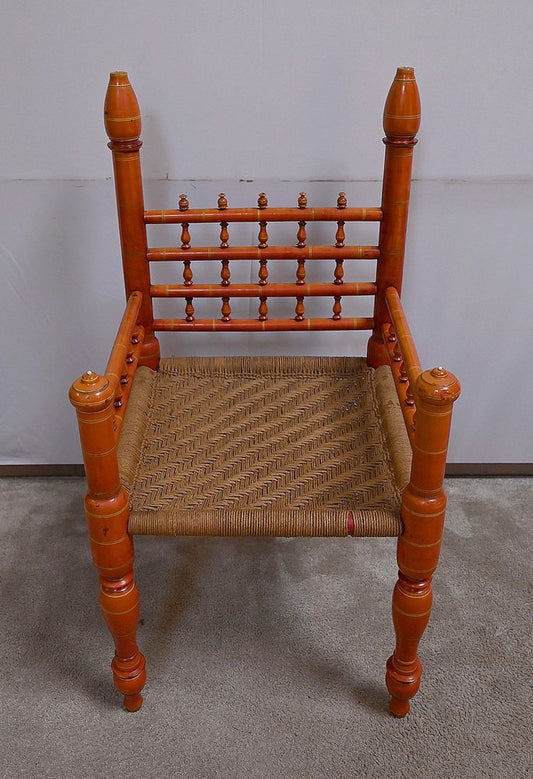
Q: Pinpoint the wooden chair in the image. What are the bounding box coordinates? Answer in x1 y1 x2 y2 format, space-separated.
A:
69 67 460 716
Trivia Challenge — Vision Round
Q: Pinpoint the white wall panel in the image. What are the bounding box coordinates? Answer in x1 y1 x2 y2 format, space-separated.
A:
0 1 531 463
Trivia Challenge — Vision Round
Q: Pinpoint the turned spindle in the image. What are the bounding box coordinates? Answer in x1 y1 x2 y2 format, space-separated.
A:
258 196 269 284
332 296 342 320
367 67 420 368
297 192 307 248
221 297 231 321
296 257 306 285
104 72 159 369
218 193 229 248
183 259 193 286
258 297 268 321
185 297 195 322
221 258 230 286
295 296 305 321
179 195 190 249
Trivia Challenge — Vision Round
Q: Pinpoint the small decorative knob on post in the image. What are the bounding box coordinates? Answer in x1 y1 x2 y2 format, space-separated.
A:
337 192 347 209
298 192 307 209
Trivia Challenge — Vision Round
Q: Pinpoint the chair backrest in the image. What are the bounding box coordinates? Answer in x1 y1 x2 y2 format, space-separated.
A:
104 67 420 365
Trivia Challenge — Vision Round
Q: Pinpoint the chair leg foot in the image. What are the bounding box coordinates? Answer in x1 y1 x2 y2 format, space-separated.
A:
386 655 422 717
124 693 144 712
386 571 431 716
111 650 146 711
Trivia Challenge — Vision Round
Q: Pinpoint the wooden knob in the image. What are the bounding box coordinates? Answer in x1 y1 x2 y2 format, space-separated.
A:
69 372 112 410
416 368 461 406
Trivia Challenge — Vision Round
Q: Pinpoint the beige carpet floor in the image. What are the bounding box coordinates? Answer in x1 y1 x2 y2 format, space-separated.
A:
0 477 531 778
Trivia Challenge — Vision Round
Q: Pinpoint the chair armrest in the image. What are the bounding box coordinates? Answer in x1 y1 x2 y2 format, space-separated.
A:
380 286 421 445
380 285 460 494
104 291 145 430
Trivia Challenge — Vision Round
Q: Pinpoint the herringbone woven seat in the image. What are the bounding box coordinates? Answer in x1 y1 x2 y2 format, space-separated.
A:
117 356 411 537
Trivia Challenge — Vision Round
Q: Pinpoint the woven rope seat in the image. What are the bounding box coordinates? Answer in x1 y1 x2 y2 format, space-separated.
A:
117 356 411 538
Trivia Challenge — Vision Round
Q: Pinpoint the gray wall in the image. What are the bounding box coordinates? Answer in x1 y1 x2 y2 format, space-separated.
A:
1 1 532 465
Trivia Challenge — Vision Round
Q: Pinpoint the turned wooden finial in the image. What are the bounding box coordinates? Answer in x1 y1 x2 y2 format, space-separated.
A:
69 372 112 411
383 66 421 141
298 192 307 209
257 192 268 209
416 367 461 406
218 193 228 210
104 72 142 144
337 192 347 209
178 194 189 211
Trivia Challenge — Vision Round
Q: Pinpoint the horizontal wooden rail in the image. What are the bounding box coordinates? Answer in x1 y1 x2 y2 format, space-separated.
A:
385 286 422 388
145 207 383 224
147 246 380 262
150 282 377 298
153 317 374 332
105 291 143 390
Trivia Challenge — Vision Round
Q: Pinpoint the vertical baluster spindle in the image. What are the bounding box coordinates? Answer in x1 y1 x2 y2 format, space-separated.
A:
295 296 305 321
221 297 231 322
296 191 307 285
258 193 269 285
179 194 192 286
185 298 195 322
335 191 346 283
218 193 230 286
258 297 268 321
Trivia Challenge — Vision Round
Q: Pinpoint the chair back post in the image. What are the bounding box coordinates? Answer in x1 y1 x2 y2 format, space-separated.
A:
367 67 420 368
104 72 160 370
386 366 460 716
69 370 146 711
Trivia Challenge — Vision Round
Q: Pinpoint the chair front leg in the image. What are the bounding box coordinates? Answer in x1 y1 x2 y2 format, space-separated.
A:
386 367 460 716
70 371 146 711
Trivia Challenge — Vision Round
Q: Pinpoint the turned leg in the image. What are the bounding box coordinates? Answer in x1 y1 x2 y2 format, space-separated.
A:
386 367 460 716
70 371 146 711
386 572 432 717
100 571 146 712
87 488 146 712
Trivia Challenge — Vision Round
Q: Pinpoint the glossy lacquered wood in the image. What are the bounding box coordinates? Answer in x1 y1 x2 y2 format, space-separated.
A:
69 371 146 711
69 66 460 716
367 67 421 368
144 206 383 224
104 72 159 370
387 366 460 716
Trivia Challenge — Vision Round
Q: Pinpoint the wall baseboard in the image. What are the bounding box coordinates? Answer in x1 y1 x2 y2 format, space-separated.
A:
0 463 531 478
445 463 533 477
0 464 85 477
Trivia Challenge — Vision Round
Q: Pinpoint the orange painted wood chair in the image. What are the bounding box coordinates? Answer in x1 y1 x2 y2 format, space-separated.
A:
69 67 460 716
